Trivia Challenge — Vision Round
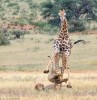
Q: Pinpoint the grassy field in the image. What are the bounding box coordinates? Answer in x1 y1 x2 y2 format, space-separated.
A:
0 72 97 100
0 32 97 99
0 33 97 71
0 0 97 99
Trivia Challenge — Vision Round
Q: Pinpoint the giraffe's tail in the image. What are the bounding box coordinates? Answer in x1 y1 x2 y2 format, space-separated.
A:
74 39 86 44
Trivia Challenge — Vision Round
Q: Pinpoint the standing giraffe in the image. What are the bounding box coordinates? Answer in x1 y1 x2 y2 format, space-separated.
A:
44 9 85 88
44 9 72 86
53 9 72 74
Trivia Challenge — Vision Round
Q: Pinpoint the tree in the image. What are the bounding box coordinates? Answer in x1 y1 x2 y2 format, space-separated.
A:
41 0 97 31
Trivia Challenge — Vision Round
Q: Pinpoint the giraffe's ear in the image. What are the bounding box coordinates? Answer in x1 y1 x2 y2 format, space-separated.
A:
58 13 61 16
62 9 66 16
58 10 62 16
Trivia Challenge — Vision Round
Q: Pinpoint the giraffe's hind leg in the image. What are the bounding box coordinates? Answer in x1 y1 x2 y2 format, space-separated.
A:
65 58 72 88
61 53 72 87
61 53 67 74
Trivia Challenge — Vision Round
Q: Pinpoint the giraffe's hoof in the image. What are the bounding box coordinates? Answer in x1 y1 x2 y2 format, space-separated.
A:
44 70 49 74
66 84 72 88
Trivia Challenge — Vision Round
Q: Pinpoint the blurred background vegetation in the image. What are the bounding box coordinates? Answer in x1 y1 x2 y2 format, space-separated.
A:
0 0 97 45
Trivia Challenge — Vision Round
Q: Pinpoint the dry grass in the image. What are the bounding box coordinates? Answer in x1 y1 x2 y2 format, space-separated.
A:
0 33 97 71
0 33 97 99
0 72 97 100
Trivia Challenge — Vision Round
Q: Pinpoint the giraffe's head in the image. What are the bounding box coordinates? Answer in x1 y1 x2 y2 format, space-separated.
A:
58 9 66 22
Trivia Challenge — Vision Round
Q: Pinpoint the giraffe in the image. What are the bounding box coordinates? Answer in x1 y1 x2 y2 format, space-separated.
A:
44 9 72 87
53 9 72 74
44 9 85 88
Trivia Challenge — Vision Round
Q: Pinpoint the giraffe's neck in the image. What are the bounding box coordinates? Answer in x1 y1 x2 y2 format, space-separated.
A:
58 18 68 40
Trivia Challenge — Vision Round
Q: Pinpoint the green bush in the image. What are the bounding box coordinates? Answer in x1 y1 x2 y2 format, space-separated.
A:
7 3 18 7
41 0 97 31
92 25 97 30
34 22 46 29
11 29 26 39
34 22 59 35
14 19 28 26
0 31 10 45
69 19 86 32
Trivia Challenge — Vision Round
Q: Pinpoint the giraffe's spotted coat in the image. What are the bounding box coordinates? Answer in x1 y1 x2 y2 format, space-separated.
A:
53 18 72 57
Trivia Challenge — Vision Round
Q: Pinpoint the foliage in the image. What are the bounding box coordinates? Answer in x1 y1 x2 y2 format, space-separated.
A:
69 19 86 32
0 31 10 45
0 0 38 26
41 0 97 20
34 21 59 34
10 29 26 39
0 0 97 33
41 0 97 31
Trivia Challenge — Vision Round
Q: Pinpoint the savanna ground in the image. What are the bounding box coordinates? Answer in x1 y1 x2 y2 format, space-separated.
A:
0 31 97 100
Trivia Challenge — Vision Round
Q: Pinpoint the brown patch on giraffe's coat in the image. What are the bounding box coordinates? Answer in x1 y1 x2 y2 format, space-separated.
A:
63 40 67 44
58 34 63 39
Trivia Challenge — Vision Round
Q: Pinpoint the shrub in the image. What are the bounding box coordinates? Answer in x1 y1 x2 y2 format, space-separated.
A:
13 18 28 26
11 29 26 39
92 25 97 30
34 22 46 29
0 31 10 45
69 19 86 32
41 0 97 30
7 2 18 7
34 22 59 35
